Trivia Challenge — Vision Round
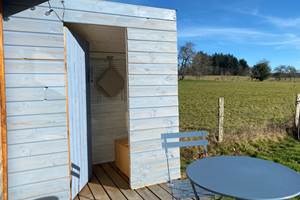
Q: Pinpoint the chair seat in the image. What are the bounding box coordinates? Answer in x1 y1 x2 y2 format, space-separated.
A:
169 179 215 199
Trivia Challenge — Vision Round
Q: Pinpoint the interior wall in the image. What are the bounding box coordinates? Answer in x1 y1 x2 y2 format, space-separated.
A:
90 52 127 164
67 24 128 164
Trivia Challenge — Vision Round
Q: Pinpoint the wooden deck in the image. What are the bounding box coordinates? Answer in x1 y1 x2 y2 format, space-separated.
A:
76 163 195 200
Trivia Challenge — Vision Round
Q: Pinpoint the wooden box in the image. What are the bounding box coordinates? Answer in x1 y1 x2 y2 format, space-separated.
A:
115 138 130 177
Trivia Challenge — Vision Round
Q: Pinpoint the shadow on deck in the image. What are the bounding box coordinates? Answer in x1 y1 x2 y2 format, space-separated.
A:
76 162 196 200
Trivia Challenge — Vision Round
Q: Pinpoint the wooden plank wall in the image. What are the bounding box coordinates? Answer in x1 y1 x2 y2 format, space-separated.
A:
127 27 180 188
3 2 69 199
3 0 178 197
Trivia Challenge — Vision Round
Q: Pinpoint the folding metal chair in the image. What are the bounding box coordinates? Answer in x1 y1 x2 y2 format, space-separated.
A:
162 131 215 200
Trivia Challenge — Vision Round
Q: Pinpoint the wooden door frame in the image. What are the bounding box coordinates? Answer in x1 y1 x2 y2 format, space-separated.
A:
0 0 8 199
63 26 72 200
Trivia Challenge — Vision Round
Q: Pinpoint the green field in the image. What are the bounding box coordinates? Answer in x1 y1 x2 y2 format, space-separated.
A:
179 78 300 133
179 77 300 174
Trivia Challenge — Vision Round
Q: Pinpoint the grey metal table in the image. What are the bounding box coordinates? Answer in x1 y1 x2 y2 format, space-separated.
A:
186 156 300 200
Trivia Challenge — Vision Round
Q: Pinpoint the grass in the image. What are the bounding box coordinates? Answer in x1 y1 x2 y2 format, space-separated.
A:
179 76 300 175
181 135 300 172
179 78 300 134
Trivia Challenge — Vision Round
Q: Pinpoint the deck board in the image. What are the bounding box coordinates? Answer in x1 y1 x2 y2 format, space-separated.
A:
102 163 143 200
88 175 110 200
147 184 173 200
93 165 127 200
77 163 198 200
110 162 130 183
135 187 160 200
159 183 171 193
77 185 94 200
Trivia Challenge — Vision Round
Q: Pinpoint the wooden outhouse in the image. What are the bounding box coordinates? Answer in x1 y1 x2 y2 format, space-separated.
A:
0 0 179 199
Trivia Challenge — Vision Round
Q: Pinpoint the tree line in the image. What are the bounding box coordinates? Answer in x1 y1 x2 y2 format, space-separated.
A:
273 65 298 80
178 42 299 81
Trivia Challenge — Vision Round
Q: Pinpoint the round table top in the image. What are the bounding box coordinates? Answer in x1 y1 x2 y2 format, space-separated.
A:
186 156 300 200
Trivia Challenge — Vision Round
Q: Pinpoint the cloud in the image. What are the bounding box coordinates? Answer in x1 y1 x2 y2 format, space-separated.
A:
263 16 300 28
179 27 273 38
258 34 300 46
178 26 300 49
233 8 300 28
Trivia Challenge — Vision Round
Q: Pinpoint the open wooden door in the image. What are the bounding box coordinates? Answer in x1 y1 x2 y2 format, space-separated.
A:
64 26 91 199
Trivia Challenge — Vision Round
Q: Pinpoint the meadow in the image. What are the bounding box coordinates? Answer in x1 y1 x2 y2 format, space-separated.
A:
179 76 300 173
179 77 300 134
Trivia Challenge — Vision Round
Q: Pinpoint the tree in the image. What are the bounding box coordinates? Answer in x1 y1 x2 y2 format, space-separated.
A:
191 51 212 76
286 65 297 80
274 65 287 80
178 47 252 77
251 60 271 81
178 42 195 80
238 59 250 76
273 65 297 80
211 53 240 75
212 53 228 75
228 55 239 75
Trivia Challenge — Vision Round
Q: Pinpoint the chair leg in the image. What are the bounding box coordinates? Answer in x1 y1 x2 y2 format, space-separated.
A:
190 180 200 200
167 182 176 200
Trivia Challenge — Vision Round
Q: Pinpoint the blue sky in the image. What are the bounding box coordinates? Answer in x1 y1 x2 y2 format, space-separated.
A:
112 0 300 69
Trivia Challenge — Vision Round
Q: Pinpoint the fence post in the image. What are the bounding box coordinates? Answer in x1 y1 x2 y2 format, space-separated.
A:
295 94 300 140
218 97 224 142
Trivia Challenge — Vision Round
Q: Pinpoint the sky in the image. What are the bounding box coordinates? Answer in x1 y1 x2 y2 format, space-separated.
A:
112 0 300 69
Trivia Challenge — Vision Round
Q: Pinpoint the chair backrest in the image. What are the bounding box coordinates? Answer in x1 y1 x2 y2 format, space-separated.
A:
161 131 209 183
162 131 208 149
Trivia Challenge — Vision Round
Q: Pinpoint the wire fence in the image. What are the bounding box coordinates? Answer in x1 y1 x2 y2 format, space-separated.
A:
179 77 300 141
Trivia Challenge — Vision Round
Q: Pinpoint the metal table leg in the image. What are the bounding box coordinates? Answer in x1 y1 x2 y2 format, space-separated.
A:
190 179 200 200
